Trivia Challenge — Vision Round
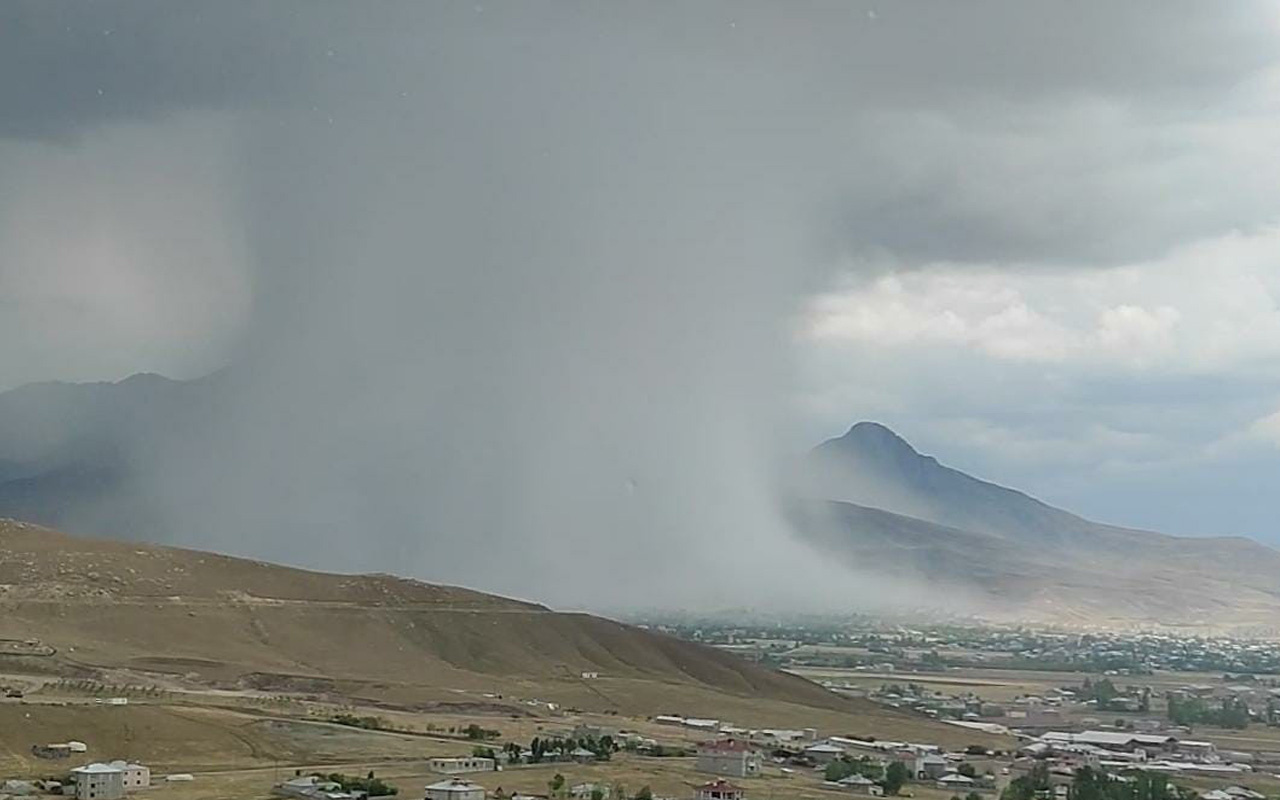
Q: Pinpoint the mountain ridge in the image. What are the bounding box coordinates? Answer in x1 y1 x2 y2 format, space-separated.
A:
800 420 1280 632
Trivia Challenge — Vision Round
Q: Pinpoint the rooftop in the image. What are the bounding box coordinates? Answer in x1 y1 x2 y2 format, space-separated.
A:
427 779 486 792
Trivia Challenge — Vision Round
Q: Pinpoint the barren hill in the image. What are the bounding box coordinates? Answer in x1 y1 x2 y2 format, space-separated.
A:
0 520 873 721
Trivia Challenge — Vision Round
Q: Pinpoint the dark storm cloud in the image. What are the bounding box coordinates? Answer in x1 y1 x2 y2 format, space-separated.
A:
3 1 1280 607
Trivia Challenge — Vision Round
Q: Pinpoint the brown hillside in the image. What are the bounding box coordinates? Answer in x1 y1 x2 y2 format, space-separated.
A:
0 520 854 714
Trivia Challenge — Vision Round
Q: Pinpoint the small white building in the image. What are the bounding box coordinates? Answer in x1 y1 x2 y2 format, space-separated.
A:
71 763 125 800
428 757 495 774
425 778 486 800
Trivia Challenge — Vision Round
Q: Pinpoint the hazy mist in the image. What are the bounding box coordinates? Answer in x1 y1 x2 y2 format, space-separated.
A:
3 2 1278 610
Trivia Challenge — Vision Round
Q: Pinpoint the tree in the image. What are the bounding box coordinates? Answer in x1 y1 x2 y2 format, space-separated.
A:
549 773 565 797
883 761 909 795
958 763 977 778
591 789 605 800
635 787 652 800
825 759 855 782
1001 762 1049 800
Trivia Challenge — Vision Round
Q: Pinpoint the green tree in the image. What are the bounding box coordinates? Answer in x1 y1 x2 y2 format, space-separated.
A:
883 761 909 795
825 759 855 782
1001 762 1049 800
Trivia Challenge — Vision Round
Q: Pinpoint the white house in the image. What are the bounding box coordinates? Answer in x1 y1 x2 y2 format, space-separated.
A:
71 764 125 800
428 757 495 774
425 778 486 800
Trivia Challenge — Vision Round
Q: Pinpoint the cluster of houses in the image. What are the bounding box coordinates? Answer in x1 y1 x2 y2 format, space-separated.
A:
804 737 994 794
1017 730 1254 779
682 733 995 799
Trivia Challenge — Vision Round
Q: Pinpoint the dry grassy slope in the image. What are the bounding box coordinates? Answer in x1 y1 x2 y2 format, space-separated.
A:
0 520 859 713
0 519 532 608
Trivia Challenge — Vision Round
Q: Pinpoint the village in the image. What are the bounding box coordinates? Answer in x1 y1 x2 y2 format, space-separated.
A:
8 661 1280 800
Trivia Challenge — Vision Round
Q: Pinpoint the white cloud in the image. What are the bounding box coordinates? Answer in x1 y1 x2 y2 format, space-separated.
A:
802 225 1280 375
1248 408 1280 448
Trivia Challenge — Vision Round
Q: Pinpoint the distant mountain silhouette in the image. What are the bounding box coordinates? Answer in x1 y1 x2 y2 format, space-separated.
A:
798 421 1280 632
809 421 1108 548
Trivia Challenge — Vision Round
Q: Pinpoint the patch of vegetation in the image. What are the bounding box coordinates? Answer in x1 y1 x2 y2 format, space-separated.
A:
824 755 884 783
329 713 388 731
1166 694 1250 728
312 771 398 797
463 723 502 740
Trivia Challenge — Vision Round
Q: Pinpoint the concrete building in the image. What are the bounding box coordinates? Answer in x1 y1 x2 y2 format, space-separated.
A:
804 743 846 765
915 754 949 780
696 740 763 778
106 761 150 791
425 779 486 800
428 757 495 774
71 764 125 800
1041 731 1176 756
695 780 744 800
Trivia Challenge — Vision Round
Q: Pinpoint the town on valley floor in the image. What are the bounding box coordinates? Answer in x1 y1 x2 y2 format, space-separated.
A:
10 622 1280 800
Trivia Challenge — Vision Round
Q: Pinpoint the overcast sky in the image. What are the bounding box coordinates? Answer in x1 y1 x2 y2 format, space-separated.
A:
2 1 1280 588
